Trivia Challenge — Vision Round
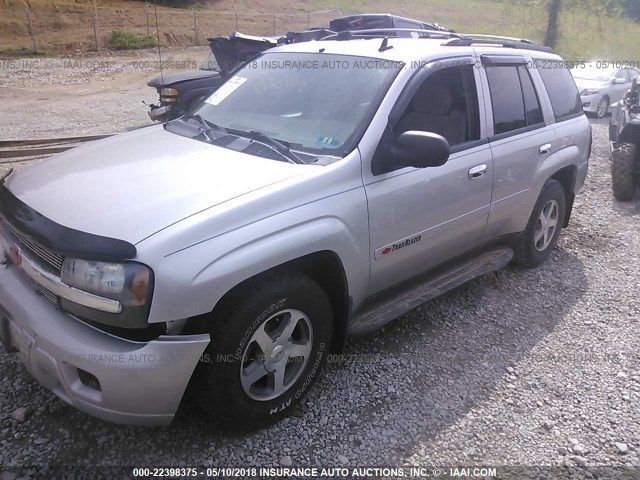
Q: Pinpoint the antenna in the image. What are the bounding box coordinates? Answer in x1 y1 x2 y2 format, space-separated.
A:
379 37 393 52
154 4 164 86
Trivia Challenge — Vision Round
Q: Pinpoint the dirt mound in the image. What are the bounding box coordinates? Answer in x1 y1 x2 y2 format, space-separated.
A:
0 0 332 53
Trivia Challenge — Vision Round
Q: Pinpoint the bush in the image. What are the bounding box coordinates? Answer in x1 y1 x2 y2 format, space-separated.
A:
110 29 157 50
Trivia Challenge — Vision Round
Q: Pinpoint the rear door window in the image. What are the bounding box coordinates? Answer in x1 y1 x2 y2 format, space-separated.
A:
486 66 527 135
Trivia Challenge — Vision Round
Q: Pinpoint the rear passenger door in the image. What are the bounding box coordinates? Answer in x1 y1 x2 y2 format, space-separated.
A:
480 55 555 239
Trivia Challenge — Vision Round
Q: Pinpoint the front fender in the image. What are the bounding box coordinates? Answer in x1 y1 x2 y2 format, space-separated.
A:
143 188 370 324
191 216 364 299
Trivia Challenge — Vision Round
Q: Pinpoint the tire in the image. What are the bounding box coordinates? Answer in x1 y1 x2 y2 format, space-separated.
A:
612 143 636 201
195 270 333 431
596 96 610 118
513 179 566 268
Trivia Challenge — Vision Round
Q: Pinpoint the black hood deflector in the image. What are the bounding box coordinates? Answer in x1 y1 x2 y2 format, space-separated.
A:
0 183 137 261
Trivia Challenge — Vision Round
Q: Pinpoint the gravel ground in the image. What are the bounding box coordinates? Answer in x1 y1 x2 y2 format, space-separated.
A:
0 47 210 141
0 56 640 479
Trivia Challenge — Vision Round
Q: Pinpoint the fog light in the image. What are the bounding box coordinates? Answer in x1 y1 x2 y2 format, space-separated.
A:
78 369 101 391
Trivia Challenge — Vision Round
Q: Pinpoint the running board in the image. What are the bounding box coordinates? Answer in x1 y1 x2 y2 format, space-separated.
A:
348 246 514 336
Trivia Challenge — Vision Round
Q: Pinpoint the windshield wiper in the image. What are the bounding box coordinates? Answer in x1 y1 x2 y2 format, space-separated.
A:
226 128 304 164
183 113 221 142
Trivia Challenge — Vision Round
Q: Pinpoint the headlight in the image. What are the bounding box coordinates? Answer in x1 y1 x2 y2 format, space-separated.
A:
61 259 154 328
160 87 179 103
581 89 600 96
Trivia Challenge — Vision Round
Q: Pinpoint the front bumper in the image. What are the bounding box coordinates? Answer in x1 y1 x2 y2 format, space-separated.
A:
0 256 209 426
148 105 171 122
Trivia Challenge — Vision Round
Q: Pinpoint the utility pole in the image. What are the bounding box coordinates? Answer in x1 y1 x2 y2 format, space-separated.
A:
92 0 100 51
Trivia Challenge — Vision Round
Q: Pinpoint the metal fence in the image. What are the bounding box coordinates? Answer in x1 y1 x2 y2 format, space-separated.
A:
1 7 342 54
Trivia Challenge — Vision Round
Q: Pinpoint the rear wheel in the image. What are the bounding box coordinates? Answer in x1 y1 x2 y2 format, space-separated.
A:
196 270 332 431
514 179 566 268
612 143 636 201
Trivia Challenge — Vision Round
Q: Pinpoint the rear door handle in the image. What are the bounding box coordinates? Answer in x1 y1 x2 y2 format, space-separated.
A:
539 143 552 155
468 164 487 180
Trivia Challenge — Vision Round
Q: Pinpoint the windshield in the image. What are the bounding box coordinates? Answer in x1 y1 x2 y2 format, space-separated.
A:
191 52 402 158
572 67 615 83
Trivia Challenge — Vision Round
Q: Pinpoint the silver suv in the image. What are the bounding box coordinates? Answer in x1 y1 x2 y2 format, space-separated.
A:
0 31 591 430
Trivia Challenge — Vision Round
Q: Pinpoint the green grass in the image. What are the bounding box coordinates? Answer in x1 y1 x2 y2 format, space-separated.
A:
305 0 640 60
0 47 54 58
109 29 157 50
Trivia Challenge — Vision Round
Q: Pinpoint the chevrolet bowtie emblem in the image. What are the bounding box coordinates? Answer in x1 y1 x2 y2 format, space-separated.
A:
7 245 22 267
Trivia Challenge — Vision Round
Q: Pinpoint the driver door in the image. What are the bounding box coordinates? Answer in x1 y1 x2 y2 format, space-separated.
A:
364 58 493 294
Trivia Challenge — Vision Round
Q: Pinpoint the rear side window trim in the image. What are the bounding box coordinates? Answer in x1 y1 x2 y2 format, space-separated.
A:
517 65 545 128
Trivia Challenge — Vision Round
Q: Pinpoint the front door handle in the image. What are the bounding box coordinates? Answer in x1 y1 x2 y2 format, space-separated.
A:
468 164 487 180
539 143 552 155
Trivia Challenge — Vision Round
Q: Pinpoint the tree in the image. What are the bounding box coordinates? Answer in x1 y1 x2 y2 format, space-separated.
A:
543 0 562 48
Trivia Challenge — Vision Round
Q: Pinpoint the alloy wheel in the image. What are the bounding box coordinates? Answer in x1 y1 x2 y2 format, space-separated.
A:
534 199 559 252
240 309 313 401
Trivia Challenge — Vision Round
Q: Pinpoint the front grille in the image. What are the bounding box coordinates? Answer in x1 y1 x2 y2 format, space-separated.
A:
2 219 64 274
34 282 58 305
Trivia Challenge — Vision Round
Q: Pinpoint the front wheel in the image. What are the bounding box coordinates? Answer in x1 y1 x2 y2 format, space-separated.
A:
611 143 636 201
513 179 566 268
596 96 610 118
195 270 333 431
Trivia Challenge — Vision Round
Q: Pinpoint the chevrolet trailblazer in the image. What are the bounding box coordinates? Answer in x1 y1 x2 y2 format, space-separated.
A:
0 30 590 430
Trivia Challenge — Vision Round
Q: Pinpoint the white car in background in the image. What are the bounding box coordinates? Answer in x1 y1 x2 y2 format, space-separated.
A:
572 64 640 118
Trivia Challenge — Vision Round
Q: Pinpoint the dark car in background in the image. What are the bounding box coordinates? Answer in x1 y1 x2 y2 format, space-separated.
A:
147 33 277 122
328 13 449 35
146 14 451 122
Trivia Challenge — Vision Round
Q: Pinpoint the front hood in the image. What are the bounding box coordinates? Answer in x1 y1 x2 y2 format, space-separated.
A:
147 69 220 88
209 33 277 75
5 126 307 244
574 79 608 92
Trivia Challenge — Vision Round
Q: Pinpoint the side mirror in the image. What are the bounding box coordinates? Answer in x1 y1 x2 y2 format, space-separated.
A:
614 78 627 85
390 131 450 169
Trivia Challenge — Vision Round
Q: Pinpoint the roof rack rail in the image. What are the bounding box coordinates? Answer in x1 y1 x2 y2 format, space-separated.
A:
319 28 463 41
461 33 537 44
317 28 553 53
442 34 552 53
